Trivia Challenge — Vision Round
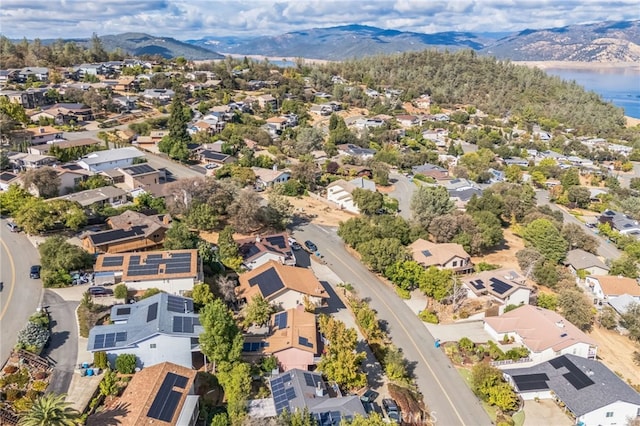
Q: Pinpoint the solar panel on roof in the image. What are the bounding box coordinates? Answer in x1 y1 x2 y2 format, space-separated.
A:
303 372 322 388
298 336 313 348
130 255 141 265
93 334 105 349
147 303 158 322
285 387 296 400
265 235 287 249
471 279 486 290
280 373 291 382
512 373 550 391
170 252 192 259
549 355 595 390
167 372 189 389
104 333 116 348
489 277 513 295
115 332 127 342
274 312 288 329
167 295 185 313
421 250 432 257
116 307 131 315
102 256 124 267
248 267 284 297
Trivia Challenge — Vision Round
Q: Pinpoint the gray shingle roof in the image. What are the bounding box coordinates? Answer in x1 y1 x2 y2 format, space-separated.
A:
87 293 201 352
504 354 640 416
564 249 609 271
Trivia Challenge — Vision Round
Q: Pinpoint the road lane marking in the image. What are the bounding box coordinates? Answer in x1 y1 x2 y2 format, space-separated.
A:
0 238 16 321
326 247 467 425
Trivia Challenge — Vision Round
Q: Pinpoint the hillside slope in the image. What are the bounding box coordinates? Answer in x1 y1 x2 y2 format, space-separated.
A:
95 33 224 60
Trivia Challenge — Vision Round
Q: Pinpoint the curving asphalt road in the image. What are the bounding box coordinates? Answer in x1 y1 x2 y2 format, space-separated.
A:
0 220 43 363
290 223 491 426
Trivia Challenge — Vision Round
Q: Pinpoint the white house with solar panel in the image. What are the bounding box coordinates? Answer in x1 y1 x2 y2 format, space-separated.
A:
92 250 201 295
87 293 204 369
503 355 640 426
462 269 531 313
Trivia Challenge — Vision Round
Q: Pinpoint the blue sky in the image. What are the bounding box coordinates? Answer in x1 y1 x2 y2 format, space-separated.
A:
1 0 638 40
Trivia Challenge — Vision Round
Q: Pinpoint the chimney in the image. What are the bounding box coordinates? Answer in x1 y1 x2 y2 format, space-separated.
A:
256 235 261 243
315 381 325 397
555 320 565 328
272 164 277 171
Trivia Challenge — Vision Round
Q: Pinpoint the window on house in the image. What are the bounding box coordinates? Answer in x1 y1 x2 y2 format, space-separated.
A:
605 412 613 418
150 343 156 349
452 261 458 267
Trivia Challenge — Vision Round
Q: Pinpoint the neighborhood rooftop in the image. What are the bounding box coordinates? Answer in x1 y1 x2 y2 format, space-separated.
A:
94 249 198 282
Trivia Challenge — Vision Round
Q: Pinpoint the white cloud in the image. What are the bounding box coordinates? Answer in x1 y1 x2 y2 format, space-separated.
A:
0 0 637 39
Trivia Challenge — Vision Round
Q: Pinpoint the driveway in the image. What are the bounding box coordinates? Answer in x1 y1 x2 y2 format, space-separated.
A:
42 290 79 395
523 399 572 426
388 172 417 220
425 320 493 344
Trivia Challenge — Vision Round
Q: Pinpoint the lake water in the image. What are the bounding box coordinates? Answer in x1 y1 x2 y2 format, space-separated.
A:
543 68 640 118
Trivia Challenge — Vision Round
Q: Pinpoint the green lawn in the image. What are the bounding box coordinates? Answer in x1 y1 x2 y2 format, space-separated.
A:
456 367 524 426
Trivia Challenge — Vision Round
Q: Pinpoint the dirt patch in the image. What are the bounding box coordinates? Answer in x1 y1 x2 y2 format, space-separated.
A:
589 326 640 386
471 228 524 271
287 196 357 227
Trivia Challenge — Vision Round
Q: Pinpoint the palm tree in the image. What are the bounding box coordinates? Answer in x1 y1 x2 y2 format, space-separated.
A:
18 393 79 426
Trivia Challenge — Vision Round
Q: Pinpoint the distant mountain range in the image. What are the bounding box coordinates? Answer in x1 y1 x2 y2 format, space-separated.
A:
186 20 640 62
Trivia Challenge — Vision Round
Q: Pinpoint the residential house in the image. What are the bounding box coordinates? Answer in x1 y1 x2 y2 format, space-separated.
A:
586 275 640 303
608 294 638 315
354 118 385 129
93 249 201 294
505 157 530 168
0 88 48 109
74 63 107 77
82 210 171 254
243 307 318 371
463 269 531 312
411 163 449 180
422 128 448 147
609 143 633 157
24 126 63 145
252 166 291 189
266 116 289 133
55 167 94 195
199 150 233 166
336 144 376 160
77 147 145 172
563 249 610 277
113 77 140 92
326 178 376 214
112 96 138 112
17 67 49 82
87 293 203 369
0 172 19 191
503 355 640 426
414 94 431 109
115 163 164 190
141 88 175 105
27 138 101 156
599 210 640 238
117 362 199 426
32 103 94 124
257 94 277 109
484 305 598 364
7 153 55 169
236 233 296 270
408 239 474 273
395 114 419 127
487 168 505 183
309 104 333 116
0 69 19 84
250 369 366 422
54 185 127 207
236 261 328 310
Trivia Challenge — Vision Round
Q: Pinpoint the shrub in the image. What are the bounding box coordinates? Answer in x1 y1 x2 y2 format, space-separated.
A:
16 321 50 353
31 380 48 392
458 337 475 353
94 351 109 370
140 288 162 300
487 341 505 360
5 388 22 402
25 389 40 400
419 310 439 324
395 286 411 299
33 371 47 380
115 353 137 374
114 284 129 300
3 365 18 374
504 347 530 360
13 396 32 412
28 311 50 327
459 310 470 319
4 368 30 388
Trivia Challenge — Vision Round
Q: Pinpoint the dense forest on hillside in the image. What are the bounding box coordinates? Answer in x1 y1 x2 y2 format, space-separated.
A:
320 50 627 136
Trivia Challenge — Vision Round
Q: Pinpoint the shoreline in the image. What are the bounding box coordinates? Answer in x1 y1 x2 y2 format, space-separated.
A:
514 61 640 72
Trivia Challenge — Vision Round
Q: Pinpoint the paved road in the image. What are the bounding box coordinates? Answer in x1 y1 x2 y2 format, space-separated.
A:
290 223 491 426
0 220 43 363
41 291 79 395
388 172 416 220
535 190 621 261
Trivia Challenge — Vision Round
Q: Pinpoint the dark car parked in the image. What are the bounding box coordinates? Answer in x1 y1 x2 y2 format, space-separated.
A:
88 286 113 297
29 265 41 279
382 398 401 423
304 240 318 252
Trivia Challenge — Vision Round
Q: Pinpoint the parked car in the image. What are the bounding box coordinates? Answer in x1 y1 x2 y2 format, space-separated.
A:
6 221 20 232
360 389 379 403
29 265 41 279
204 163 218 169
288 237 302 250
382 398 401 423
304 240 318 252
88 286 113 297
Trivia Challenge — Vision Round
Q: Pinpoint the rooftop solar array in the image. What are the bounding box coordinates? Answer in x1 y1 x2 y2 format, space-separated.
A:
248 267 284 297
265 235 287 249
549 356 594 390
512 373 550 391
147 302 158 322
172 316 201 333
298 336 313 348
271 373 295 414
489 277 513 295
167 295 186 313
90 227 147 245
421 250 432 257
470 279 486 290
242 341 269 352
93 332 127 350
116 307 131 316
273 312 288 329
122 164 155 176
303 372 322 388
122 252 193 278
314 411 344 426
147 372 189 422
128 263 159 276
102 256 124 267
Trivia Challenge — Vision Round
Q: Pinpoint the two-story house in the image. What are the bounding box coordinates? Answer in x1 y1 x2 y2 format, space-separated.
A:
408 239 474 273
236 233 296 270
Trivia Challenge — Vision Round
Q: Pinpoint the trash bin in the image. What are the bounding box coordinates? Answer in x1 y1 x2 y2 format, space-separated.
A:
86 368 94 376
434 339 441 348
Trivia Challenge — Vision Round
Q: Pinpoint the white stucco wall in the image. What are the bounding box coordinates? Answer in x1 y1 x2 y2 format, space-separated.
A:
504 288 531 306
327 186 359 214
106 334 195 369
577 400 640 426
125 277 196 295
